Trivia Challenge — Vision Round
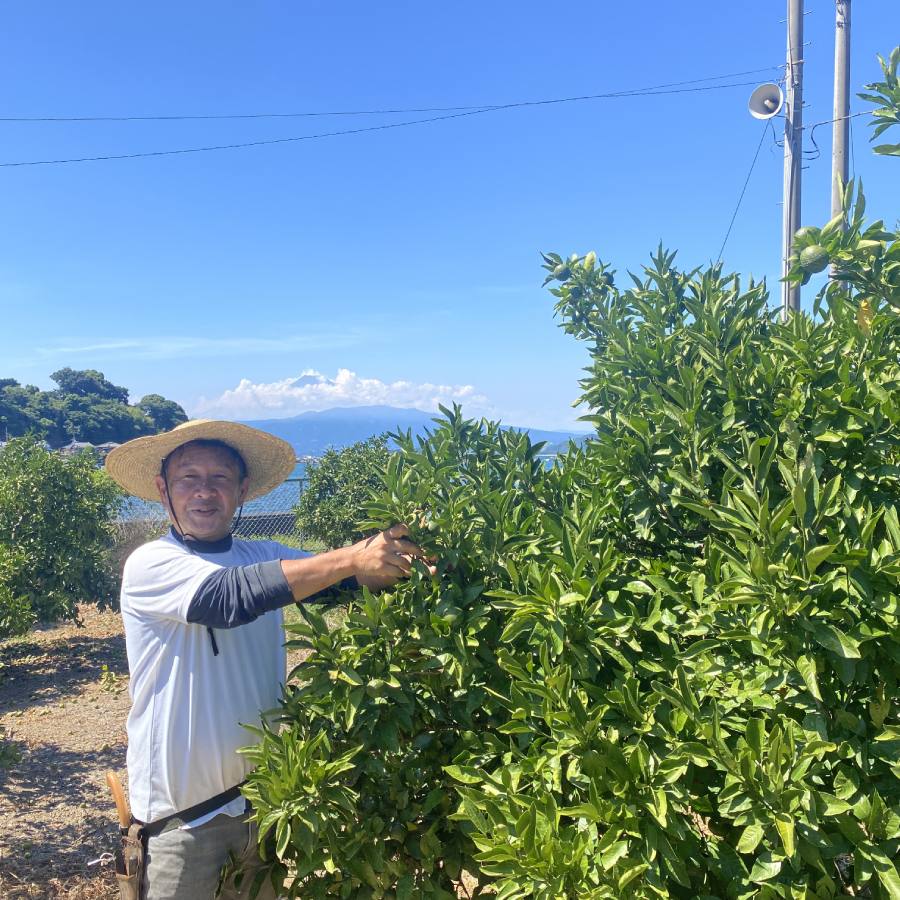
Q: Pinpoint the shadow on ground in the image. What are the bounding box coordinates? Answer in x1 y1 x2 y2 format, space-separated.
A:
0 634 128 716
0 742 124 889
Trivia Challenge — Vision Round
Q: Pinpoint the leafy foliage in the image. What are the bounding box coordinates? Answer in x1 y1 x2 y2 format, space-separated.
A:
242 52 900 899
244 413 548 897
0 437 122 636
136 393 189 432
861 46 900 157
0 369 187 447
50 367 130 404
294 436 390 549
0 544 31 638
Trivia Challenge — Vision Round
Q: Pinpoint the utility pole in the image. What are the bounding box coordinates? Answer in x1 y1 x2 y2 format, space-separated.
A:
782 0 805 316
831 0 851 222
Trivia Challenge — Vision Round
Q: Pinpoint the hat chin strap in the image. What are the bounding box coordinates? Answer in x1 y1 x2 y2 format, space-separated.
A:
230 503 245 537
161 470 239 659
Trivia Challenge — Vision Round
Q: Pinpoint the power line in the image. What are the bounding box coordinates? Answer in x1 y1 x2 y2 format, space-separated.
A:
0 67 783 123
764 109 873 158
716 122 772 264
805 110 873 161
0 78 773 169
0 106 496 168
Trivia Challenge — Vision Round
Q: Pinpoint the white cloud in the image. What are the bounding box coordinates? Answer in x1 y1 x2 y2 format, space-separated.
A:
20 332 366 366
193 369 494 420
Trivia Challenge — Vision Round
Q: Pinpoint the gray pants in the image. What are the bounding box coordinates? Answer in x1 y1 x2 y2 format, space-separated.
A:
143 812 280 900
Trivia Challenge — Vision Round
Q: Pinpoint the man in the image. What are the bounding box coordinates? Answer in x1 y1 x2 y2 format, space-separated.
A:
105 419 429 899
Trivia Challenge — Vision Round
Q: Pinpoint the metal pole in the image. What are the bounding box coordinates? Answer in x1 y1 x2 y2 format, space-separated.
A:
782 0 804 316
831 0 851 222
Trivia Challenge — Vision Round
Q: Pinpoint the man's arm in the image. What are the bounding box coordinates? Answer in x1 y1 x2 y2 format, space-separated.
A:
185 524 430 629
279 524 426 601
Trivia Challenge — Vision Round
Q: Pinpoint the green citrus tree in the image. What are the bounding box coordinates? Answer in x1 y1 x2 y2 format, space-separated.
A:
240 50 900 899
294 435 391 549
0 437 122 636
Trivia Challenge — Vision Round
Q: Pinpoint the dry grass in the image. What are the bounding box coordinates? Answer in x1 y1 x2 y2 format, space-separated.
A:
0 870 117 900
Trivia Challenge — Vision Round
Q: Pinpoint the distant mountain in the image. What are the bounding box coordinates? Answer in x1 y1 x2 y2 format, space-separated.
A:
240 406 589 458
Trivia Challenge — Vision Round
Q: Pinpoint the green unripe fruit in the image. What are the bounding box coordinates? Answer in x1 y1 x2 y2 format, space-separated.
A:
553 265 571 281
794 225 820 243
436 602 462 624
799 245 829 274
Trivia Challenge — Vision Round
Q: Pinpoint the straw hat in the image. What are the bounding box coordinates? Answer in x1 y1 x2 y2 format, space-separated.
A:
105 419 296 502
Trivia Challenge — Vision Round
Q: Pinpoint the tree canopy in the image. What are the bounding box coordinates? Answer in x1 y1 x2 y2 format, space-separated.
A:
50 367 130 404
0 369 187 447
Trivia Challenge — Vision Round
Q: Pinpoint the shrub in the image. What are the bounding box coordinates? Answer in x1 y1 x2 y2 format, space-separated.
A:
0 544 31 638
242 54 900 899
0 437 122 637
294 435 390 549
242 412 547 897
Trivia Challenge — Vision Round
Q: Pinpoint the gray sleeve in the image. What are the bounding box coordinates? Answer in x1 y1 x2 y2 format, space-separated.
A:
186 561 294 628
185 563 359 629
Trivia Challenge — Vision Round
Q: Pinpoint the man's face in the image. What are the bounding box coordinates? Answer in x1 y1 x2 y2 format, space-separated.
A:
154 443 248 542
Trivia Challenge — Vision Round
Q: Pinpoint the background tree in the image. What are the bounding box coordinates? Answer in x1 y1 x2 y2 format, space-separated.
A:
0 370 186 446
0 437 122 637
294 435 390 549
58 397 152 445
137 393 188 432
0 382 57 442
50 367 130 404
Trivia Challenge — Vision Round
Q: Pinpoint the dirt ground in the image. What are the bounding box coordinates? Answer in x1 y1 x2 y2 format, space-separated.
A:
0 605 130 899
0 604 313 900
0 604 479 900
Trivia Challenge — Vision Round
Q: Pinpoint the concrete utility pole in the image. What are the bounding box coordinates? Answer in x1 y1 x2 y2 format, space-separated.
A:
832 0 851 222
782 0 805 316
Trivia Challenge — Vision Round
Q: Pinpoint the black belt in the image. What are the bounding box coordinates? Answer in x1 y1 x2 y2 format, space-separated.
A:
138 782 248 838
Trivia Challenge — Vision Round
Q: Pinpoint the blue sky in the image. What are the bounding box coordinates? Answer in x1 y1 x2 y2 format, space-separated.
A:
2 2 898 431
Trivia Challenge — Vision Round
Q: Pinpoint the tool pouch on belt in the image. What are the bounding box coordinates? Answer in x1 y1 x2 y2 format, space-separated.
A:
113 822 145 900
111 781 247 900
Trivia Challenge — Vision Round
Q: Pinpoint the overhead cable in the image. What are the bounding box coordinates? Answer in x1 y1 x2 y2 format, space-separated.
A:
0 78 773 168
0 66 784 123
716 122 772 264
806 109 873 160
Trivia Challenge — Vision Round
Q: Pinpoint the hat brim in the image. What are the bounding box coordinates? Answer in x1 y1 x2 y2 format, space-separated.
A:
105 419 297 502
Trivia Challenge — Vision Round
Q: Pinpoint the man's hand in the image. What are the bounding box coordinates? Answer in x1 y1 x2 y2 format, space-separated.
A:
352 523 436 590
281 523 436 604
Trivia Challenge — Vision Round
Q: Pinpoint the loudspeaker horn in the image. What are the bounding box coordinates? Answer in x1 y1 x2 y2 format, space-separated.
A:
748 83 784 120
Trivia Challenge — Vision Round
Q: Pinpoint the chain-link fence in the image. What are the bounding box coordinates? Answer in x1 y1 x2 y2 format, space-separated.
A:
116 477 312 545
237 476 308 540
